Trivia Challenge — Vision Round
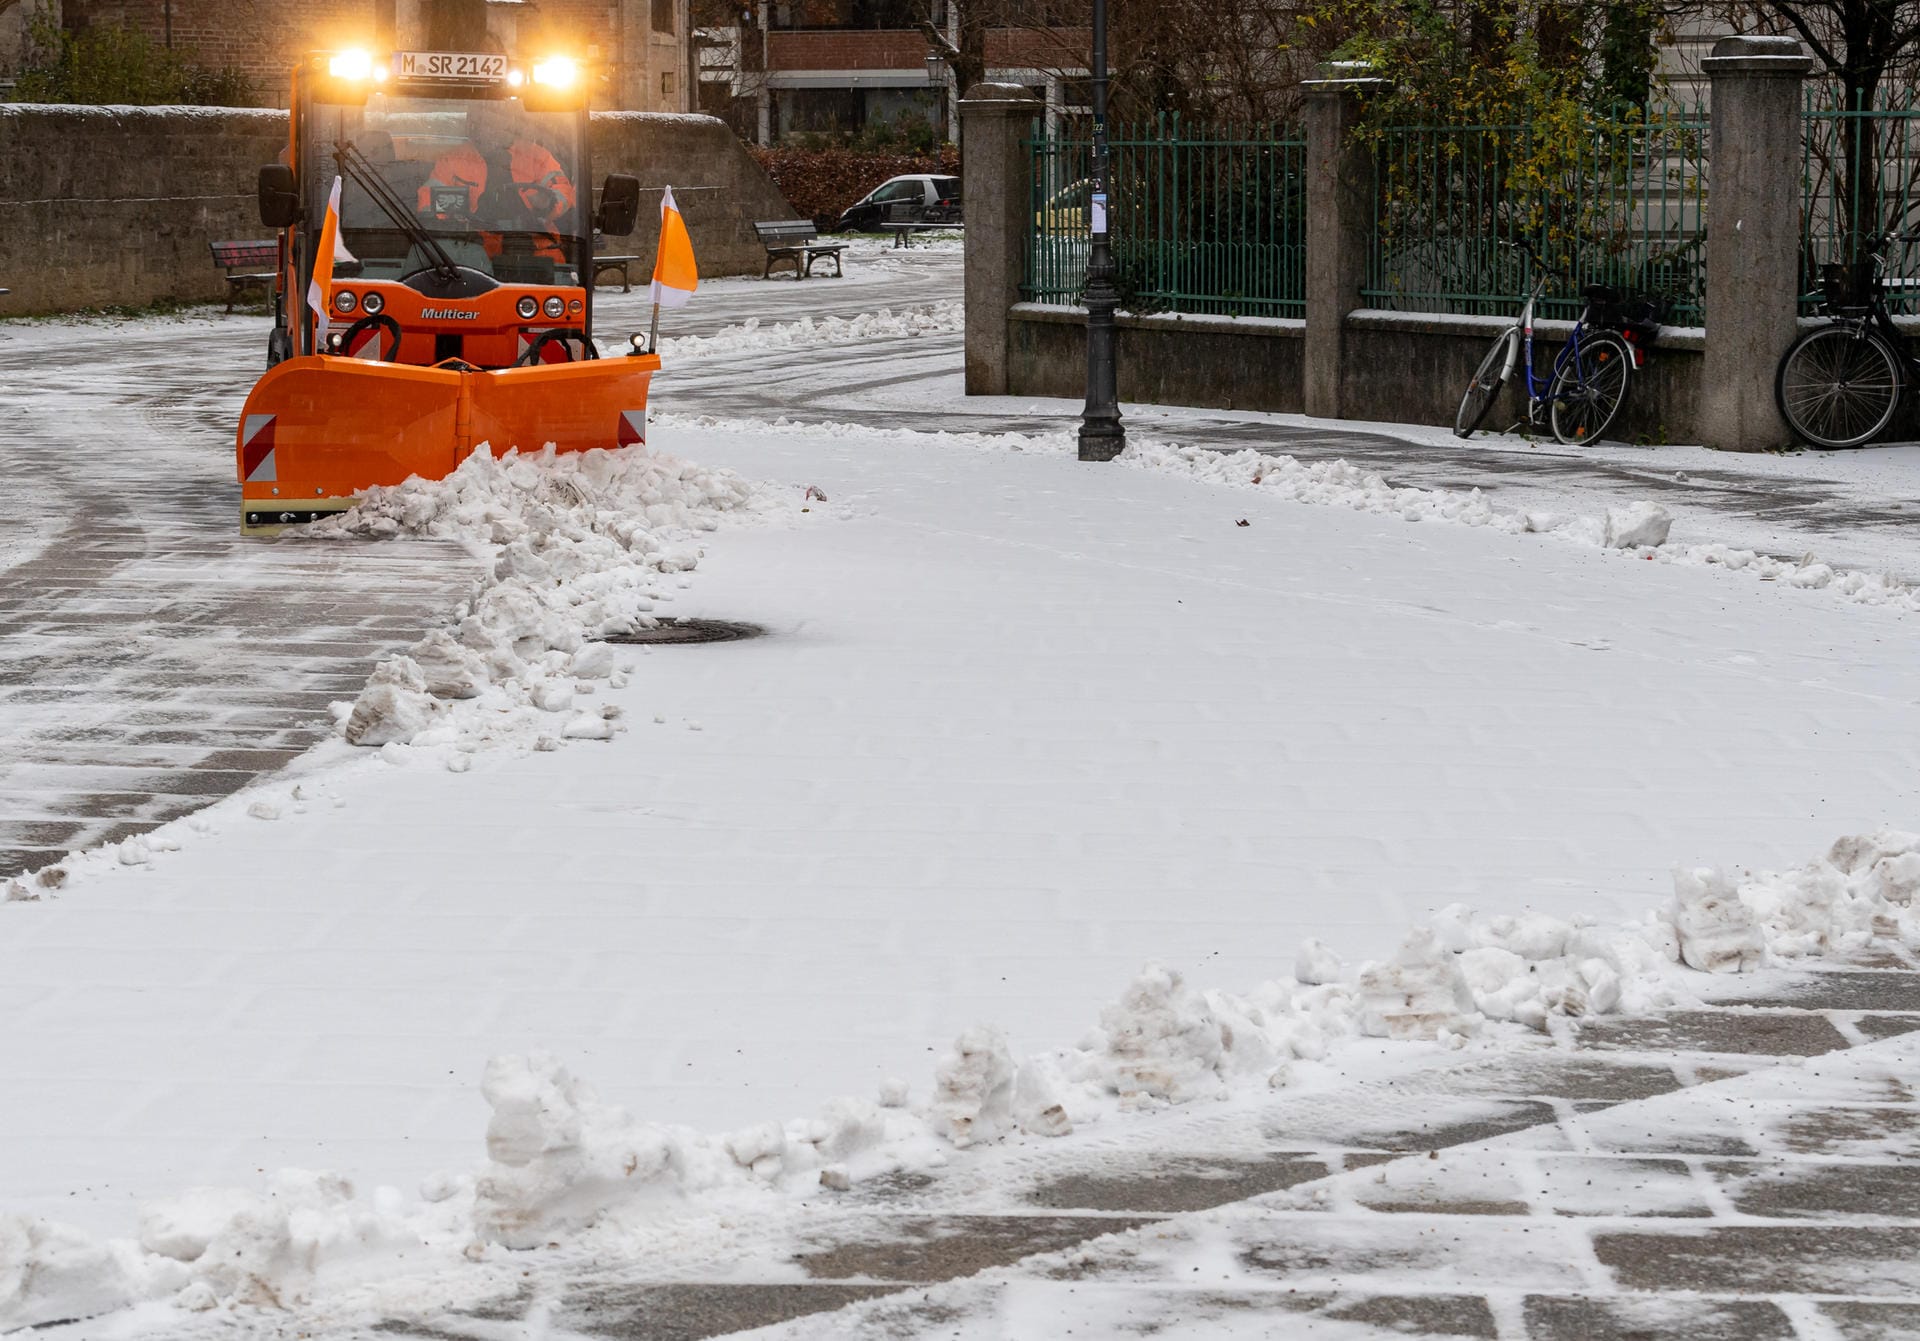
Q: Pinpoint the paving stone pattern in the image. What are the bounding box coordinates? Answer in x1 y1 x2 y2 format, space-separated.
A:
295 952 1920 1341
0 527 480 878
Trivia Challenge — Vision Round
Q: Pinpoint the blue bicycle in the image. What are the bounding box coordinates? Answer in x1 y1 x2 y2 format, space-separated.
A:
1453 274 1636 445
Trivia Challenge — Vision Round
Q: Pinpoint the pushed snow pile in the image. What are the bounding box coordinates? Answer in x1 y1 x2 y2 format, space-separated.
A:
1356 929 1480 1040
1099 964 1228 1104
474 1054 933 1249
310 446 781 757
1127 442 1516 532
475 1054 697 1249
1670 867 1768 972
929 1027 1016 1147
1125 439 1920 616
21 832 1920 1329
657 302 961 363
1603 501 1673 549
0 1216 152 1331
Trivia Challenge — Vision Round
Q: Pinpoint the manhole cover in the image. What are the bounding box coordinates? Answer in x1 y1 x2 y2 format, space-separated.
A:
600 618 764 645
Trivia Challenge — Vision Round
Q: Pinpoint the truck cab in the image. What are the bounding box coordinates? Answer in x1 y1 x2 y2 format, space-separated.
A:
259 47 640 371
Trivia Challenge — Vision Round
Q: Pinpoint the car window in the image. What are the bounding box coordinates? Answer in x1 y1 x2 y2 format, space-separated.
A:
933 178 962 200
872 180 921 203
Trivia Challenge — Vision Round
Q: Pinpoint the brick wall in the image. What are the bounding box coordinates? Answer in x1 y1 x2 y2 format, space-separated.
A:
46 0 687 111
765 26 1081 75
766 28 923 71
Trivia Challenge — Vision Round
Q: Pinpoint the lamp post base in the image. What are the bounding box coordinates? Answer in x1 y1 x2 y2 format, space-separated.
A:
1078 417 1125 461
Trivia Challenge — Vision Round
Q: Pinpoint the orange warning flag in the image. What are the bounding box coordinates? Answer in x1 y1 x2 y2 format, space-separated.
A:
307 176 357 348
649 184 698 309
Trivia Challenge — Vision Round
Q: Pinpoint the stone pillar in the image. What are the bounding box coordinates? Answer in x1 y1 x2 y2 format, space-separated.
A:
1702 36 1811 452
1301 77 1385 421
960 82 1043 396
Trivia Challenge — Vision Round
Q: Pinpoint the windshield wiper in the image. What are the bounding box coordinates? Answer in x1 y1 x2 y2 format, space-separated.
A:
332 139 461 282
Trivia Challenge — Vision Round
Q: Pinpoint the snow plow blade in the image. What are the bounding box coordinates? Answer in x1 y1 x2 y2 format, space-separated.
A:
237 352 660 535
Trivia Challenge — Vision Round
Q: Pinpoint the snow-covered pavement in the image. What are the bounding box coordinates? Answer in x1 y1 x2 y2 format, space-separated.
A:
5 239 1920 1336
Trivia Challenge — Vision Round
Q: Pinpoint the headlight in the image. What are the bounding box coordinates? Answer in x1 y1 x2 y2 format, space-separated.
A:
361 290 385 315
517 296 540 319
333 289 357 314
543 296 565 318
327 50 373 80
532 57 578 89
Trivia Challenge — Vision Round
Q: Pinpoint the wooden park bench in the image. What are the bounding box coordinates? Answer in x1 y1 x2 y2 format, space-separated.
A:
880 200 958 248
209 240 278 312
590 232 641 291
591 253 641 291
754 219 845 280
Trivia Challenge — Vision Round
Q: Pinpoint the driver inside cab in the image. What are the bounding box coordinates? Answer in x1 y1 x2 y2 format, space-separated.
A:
417 101 576 261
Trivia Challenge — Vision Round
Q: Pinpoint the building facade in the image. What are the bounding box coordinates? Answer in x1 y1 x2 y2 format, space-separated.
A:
2 0 691 111
698 0 1084 145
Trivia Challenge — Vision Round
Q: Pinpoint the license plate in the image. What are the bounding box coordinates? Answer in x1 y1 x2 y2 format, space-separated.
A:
393 51 507 81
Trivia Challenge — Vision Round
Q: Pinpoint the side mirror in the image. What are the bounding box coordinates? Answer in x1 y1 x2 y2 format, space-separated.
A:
596 174 642 237
258 164 300 229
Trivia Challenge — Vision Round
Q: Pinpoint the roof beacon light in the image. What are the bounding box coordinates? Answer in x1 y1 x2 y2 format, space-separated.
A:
328 49 374 80
532 56 578 89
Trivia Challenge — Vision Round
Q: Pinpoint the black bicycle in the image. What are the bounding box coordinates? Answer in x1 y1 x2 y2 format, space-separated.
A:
1775 231 1920 448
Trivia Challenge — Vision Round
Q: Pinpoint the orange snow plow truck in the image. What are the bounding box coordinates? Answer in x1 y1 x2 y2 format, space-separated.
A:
238 41 652 534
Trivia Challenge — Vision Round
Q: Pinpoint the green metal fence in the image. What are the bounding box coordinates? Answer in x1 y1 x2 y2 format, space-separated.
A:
1024 118 1307 318
1364 102 1709 323
1802 86 1920 313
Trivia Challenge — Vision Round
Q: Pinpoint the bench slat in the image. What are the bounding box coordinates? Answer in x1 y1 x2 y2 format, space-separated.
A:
210 241 278 269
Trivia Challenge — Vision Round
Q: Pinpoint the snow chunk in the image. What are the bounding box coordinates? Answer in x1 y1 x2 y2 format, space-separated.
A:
1356 929 1478 1039
1013 1059 1074 1137
1603 501 1673 549
408 629 489 699
567 641 616 680
1100 964 1225 1105
1829 830 1920 906
342 656 443 747
138 1188 257 1262
0 1217 142 1331
1670 867 1766 972
930 1027 1015 1148
473 1054 686 1249
1294 938 1343 985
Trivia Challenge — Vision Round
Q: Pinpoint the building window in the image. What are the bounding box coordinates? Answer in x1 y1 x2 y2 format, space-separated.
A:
662 71 675 98
652 0 675 34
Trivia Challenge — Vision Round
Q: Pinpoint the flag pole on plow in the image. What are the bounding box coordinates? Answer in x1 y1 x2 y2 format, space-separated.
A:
307 176 356 351
647 184 698 353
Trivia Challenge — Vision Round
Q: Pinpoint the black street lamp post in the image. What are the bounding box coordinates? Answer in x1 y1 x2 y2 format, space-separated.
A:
1077 0 1124 461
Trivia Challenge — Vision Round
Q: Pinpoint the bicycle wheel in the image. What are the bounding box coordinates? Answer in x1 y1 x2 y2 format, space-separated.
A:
1775 324 1902 448
1548 332 1631 445
1454 328 1512 438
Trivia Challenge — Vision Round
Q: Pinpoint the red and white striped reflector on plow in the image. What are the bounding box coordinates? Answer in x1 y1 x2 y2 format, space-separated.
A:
241 413 276 482
617 410 646 447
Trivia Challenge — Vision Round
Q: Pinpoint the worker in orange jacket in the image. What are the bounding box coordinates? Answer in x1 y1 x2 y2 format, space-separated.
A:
418 108 577 262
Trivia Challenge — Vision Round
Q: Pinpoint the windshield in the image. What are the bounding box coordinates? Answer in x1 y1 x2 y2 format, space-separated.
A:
304 92 585 285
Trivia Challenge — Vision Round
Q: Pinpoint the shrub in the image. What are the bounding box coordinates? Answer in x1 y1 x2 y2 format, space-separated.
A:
8 4 253 106
748 142 960 229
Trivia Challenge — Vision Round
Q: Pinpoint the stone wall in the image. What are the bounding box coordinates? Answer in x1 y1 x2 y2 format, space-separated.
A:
590 111 795 277
1009 305 1305 415
0 105 792 315
1005 303 1704 444
0 104 287 313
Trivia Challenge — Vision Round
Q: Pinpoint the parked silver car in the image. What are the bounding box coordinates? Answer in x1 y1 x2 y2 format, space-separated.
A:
836 174 963 232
